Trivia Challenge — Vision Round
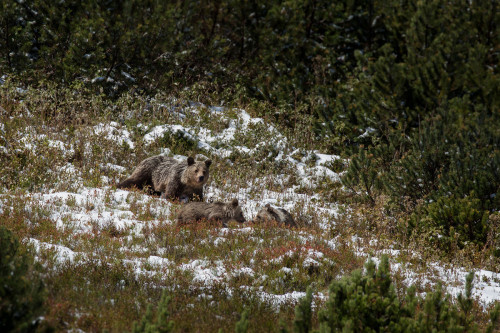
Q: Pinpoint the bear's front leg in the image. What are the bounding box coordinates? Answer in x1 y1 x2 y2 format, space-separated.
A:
161 179 179 201
192 188 204 201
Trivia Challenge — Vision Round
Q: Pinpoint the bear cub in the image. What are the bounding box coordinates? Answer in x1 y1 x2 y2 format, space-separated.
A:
176 199 246 226
117 155 211 202
255 204 296 227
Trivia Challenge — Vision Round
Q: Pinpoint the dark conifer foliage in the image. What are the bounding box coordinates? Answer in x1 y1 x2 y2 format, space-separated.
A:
0 226 50 332
131 290 174 333
293 257 500 332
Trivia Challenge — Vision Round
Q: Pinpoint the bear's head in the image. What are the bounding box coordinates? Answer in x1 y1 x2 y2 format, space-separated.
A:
182 157 212 187
224 199 246 223
255 204 279 222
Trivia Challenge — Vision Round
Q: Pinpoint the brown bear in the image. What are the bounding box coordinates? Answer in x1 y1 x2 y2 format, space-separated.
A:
117 155 211 201
254 204 296 227
176 199 246 226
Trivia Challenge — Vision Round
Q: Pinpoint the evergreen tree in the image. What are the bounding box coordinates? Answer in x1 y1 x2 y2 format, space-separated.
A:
317 255 404 332
0 226 49 332
294 287 313 333
235 309 249 333
131 290 174 333
293 256 499 332
341 149 381 204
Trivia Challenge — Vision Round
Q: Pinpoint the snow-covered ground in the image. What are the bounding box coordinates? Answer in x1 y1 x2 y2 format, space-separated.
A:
1 103 499 309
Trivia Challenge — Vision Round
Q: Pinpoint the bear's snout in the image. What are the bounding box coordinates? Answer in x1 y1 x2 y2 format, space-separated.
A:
198 176 205 182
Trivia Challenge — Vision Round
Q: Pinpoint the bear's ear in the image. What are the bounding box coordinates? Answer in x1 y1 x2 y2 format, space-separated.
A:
265 203 272 211
187 156 195 166
205 159 212 168
231 198 239 207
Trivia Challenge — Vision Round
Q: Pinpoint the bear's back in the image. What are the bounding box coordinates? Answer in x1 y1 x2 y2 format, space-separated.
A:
275 207 295 227
177 201 212 223
152 157 183 191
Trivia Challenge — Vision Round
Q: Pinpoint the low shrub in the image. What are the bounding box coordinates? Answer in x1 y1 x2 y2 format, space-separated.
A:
288 255 500 332
0 226 50 332
131 290 174 333
410 196 489 249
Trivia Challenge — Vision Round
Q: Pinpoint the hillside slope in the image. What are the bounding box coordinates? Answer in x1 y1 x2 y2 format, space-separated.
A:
0 89 499 331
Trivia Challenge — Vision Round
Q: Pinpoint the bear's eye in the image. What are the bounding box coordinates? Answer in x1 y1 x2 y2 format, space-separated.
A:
195 169 199 173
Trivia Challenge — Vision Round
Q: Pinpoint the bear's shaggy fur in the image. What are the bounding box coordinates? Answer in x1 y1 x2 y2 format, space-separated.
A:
255 204 296 227
117 155 167 194
176 199 246 226
117 155 211 201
